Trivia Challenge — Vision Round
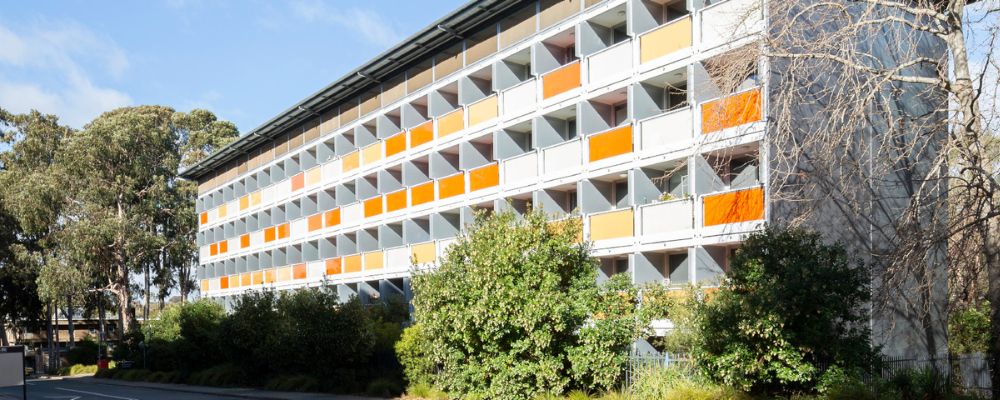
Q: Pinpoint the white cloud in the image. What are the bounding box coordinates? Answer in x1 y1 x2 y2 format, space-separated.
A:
290 0 404 48
0 19 132 128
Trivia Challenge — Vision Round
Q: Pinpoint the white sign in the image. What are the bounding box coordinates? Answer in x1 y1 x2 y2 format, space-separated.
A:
0 346 24 388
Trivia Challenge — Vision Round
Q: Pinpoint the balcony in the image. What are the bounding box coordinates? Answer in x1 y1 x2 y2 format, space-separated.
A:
502 151 538 187
438 173 466 200
438 108 465 139
588 125 633 163
468 95 498 127
639 16 692 64
468 163 500 192
701 88 762 134
385 132 407 158
385 189 408 213
542 139 582 177
701 186 764 226
586 40 633 86
542 61 581 100
638 199 693 236
411 241 436 264
502 79 538 119
638 109 688 155
699 0 764 51
361 143 382 166
409 120 434 148
589 208 634 241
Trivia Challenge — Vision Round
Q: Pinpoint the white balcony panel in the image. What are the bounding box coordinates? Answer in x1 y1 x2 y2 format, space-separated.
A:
261 186 275 205
291 219 308 238
586 40 633 86
385 247 410 271
542 140 582 176
342 203 363 226
639 199 693 235
199 246 210 260
502 151 538 186
437 238 458 259
209 278 220 291
307 261 325 279
639 109 692 153
502 79 538 119
251 231 265 247
322 161 341 185
700 0 764 50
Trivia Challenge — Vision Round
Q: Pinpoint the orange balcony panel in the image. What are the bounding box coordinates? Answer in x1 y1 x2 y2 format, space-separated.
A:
291 173 305 191
219 276 229 290
364 196 384 218
437 109 465 138
588 125 633 162
542 61 581 99
277 223 290 239
324 209 341 227
326 258 342 275
264 227 276 242
251 272 263 285
342 151 360 172
307 214 324 231
209 243 218 256
701 88 763 134
343 254 362 273
703 187 765 226
292 263 307 280
438 173 466 199
364 251 384 270
240 234 250 248
410 121 434 148
239 195 249 211
469 163 500 191
411 182 435 205
200 212 208 225
385 132 407 157
240 273 251 287
386 190 408 212
218 240 228 254
264 269 276 284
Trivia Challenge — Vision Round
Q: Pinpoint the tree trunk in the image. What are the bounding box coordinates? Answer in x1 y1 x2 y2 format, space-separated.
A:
98 294 106 360
65 295 75 348
985 223 999 400
144 261 150 323
0 319 8 346
45 303 54 372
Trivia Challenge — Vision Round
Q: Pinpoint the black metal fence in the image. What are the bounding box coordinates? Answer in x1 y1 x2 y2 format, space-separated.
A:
624 353 993 397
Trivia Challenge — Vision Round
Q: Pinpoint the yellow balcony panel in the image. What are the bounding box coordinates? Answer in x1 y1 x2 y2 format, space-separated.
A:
411 242 436 264
200 280 209 293
342 151 360 172
364 251 384 270
589 209 635 241
639 16 692 64
264 269 275 284
217 204 227 218
251 272 263 286
703 187 765 226
251 192 262 206
276 267 292 282
240 273 251 287
468 95 498 126
362 143 383 165
239 195 249 211
344 254 362 273
438 109 465 138
305 167 322 186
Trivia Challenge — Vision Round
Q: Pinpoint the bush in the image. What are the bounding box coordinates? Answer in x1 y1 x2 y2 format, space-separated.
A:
186 364 248 387
66 337 100 365
396 324 435 386
406 382 450 400
366 377 404 398
405 210 660 399
695 227 875 394
94 367 116 379
118 369 152 382
264 374 322 392
948 302 990 355
630 367 749 400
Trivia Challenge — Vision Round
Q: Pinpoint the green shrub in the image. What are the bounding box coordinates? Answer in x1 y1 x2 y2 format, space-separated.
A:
949 302 990 355
630 367 749 400
407 382 450 400
407 210 659 399
695 227 875 394
186 364 248 387
66 338 100 365
396 324 434 386
264 374 321 392
365 377 404 398
69 364 98 376
118 369 151 382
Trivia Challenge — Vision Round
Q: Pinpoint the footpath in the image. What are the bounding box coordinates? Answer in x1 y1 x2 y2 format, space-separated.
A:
76 377 383 400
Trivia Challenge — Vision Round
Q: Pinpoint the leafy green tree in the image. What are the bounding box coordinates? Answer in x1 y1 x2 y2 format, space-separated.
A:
949 301 990 355
695 227 875 394
406 210 658 399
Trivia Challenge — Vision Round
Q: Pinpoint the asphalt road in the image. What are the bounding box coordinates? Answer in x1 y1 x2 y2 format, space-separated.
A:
0 378 238 400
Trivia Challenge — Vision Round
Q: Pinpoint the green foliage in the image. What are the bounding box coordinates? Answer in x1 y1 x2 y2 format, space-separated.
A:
57 364 98 376
407 382 451 400
366 377 405 398
948 302 990 355
695 227 875 394
406 210 657 399
66 337 100 365
630 367 750 400
186 364 249 387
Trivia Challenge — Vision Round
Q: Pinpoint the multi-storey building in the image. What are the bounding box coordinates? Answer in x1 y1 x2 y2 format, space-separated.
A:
182 0 944 357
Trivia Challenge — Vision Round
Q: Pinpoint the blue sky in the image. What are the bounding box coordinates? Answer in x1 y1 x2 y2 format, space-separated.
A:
0 0 463 131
